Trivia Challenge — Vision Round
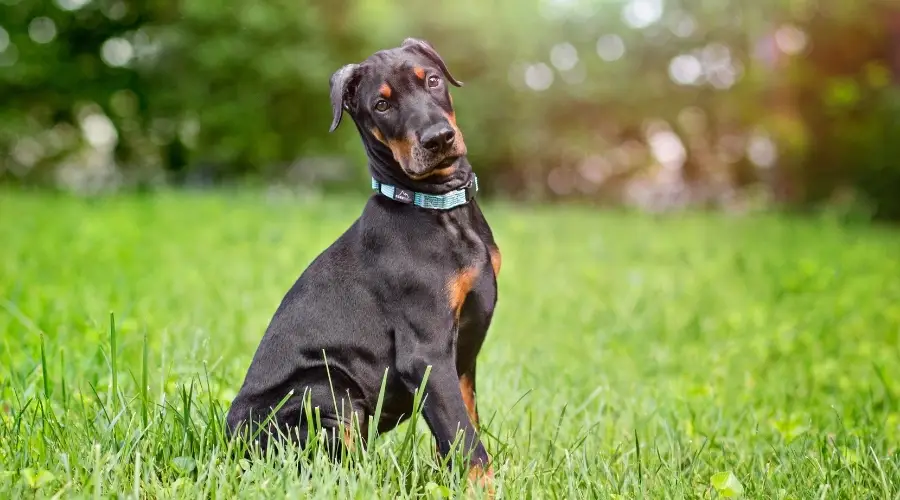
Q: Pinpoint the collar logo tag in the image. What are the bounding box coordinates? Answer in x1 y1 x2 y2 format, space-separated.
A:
393 188 413 204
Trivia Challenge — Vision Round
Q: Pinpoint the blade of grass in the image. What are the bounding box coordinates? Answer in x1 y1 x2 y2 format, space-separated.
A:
40 331 50 399
141 328 149 428
109 312 118 409
60 349 68 412
367 368 389 455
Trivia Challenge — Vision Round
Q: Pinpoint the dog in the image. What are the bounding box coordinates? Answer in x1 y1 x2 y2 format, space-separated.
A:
226 38 501 491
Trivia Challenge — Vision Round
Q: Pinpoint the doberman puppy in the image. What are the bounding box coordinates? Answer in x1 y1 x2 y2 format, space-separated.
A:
226 38 501 489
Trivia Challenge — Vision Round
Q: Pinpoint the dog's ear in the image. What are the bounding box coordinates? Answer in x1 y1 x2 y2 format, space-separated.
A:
329 63 360 133
401 38 463 87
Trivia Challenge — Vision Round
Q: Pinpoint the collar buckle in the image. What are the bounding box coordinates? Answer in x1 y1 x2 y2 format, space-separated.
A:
463 176 477 201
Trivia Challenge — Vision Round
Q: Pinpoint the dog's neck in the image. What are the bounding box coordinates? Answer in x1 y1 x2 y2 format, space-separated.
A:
353 122 474 196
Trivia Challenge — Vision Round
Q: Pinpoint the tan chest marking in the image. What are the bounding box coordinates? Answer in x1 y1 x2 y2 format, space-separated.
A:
489 246 501 278
447 266 480 320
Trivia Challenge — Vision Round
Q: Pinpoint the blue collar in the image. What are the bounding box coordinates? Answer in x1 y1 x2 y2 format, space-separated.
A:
371 174 478 210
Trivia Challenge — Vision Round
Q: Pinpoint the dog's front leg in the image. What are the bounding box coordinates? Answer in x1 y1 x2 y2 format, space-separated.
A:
394 325 492 488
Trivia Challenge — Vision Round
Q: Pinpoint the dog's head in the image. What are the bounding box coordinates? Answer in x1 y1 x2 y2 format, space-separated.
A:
328 38 467 181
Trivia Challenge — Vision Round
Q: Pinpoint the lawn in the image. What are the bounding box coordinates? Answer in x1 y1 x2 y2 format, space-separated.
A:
1 188 899 499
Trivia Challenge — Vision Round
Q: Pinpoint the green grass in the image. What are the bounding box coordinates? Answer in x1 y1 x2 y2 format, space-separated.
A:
1 188 900 499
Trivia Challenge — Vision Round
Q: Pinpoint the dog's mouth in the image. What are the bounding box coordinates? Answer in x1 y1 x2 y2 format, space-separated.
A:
407 155 461 180
434 155 459 170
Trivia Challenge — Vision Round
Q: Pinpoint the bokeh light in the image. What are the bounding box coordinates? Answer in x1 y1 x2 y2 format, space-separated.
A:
0 0 897 220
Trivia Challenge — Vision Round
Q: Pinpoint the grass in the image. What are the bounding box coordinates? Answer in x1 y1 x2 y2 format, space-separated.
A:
1 188 900 499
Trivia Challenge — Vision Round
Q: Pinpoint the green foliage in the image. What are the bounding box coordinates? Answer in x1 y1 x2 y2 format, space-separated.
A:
2 190 900 497
3 0 900 218
710 471 744 498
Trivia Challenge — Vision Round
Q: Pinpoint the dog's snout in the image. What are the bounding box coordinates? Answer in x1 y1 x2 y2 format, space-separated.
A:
420 124 456 153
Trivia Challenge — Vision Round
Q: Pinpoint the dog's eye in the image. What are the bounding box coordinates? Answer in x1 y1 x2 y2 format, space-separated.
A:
427 75 441 88
374 100 390 112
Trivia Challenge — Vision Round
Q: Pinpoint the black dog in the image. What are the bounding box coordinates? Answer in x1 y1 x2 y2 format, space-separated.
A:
226 38 501 488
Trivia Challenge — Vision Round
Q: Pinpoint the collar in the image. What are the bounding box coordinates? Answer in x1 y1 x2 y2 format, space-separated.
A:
371 174 478 210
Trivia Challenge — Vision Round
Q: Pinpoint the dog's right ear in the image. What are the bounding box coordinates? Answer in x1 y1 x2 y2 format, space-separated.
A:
329 63 360 133
402 38 463 87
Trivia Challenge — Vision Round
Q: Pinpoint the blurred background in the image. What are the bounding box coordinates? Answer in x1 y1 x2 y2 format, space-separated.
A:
2 0 900 221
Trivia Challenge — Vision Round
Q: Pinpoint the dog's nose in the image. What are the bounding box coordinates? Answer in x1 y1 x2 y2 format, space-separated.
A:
420 125 455 153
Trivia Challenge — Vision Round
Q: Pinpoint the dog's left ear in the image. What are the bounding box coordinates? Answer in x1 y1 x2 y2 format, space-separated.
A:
402 38 463 87
329 63 360 133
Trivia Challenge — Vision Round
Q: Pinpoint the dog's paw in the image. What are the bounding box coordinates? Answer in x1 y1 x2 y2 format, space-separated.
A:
466 463 495 499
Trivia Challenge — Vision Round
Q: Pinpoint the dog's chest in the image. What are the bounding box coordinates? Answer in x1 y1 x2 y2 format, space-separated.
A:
442 217 492 293
453 252 496 371
442 213 497 350
433 206 498 332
